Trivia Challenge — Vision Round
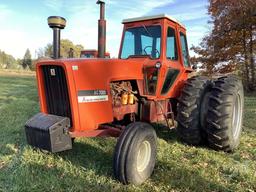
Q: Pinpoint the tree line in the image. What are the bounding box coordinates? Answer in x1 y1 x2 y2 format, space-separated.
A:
0 48 35 70
0 50 17 69
191 0 256 92
0 39 84 70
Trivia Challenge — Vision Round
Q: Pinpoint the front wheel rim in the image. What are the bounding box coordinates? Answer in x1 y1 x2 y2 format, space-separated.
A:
137 140 151 172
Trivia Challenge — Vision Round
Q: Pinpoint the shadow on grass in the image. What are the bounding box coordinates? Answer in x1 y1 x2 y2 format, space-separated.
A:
7 155 118 192
59 139 115 178
154 123 178 142
154 122 209 149
150 124 233 191
1 138 120 191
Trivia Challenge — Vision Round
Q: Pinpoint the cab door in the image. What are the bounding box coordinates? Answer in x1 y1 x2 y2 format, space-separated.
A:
159 22 181 98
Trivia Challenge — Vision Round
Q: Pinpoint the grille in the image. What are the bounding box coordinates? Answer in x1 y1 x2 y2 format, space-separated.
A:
42 65 72 126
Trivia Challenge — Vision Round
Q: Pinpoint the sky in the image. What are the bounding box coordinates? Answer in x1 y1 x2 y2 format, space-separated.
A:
0 0 210 59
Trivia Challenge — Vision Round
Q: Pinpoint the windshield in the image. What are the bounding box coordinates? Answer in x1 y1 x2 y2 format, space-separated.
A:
121 25 161 59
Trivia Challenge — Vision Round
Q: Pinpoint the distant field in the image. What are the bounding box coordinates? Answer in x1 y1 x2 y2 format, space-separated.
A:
0 72 255 192
0 69 35 77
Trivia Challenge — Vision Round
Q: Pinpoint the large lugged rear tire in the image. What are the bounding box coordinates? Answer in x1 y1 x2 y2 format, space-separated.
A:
113 122 157 185
206 75 244 152
177 76 213 145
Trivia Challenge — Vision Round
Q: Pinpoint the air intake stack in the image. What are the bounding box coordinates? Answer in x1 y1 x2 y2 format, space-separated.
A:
47 16 66 59
97 0 106 58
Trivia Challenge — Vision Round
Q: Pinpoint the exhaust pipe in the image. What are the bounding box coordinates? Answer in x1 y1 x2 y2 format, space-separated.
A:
97 0 106 58
47 16 66 59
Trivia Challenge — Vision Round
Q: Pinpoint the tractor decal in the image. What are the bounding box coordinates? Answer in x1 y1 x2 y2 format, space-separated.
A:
78 90 108 103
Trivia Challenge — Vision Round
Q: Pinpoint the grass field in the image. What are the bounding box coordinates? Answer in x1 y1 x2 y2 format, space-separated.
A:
0 72 255 192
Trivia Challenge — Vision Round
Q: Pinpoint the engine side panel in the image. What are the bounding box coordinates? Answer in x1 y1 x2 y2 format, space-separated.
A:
69 59 145 131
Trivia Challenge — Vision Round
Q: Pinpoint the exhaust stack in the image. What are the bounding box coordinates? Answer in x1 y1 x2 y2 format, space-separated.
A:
97 0 106 58
47 16 66 59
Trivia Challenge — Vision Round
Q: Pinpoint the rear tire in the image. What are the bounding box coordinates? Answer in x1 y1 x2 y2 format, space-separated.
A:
113 122 157 185
206 75 244 152
177 76 213 145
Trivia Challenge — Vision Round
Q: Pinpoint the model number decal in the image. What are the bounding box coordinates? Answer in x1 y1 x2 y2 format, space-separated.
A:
78 90 108 103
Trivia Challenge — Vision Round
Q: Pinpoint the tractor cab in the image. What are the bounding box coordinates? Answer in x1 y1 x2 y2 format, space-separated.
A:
120 14 190 63
119 14 192 99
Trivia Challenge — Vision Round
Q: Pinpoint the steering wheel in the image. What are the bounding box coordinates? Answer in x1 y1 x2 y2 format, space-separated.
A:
143 46 160 58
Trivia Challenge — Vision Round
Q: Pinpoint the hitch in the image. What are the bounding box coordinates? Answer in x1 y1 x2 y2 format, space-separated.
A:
25 113 72 153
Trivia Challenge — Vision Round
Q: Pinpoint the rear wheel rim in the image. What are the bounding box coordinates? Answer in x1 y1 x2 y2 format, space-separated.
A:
200 91 211 128
232 93 242 140
137 140 151 172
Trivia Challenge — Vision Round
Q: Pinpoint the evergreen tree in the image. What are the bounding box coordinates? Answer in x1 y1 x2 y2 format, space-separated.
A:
22 49 32 69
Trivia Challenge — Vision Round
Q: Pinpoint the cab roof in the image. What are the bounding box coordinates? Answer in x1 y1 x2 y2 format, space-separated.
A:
122 14 185 28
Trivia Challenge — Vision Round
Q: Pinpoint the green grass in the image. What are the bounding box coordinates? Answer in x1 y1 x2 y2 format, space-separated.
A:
0 72 255 192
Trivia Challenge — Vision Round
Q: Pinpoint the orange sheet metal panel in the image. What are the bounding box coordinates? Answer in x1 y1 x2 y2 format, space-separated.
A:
36 58 146 132
69 58 144 131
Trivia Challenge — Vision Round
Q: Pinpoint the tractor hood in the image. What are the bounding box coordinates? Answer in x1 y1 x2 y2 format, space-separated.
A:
35 57 156 132
37 57 154 84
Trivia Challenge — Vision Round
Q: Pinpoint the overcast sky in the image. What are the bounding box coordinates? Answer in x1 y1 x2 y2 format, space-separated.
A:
0 0 210 59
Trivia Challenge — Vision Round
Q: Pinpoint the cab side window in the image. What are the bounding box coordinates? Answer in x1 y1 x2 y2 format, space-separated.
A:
161 68 179 95
166 27 178 60
180 32 190 67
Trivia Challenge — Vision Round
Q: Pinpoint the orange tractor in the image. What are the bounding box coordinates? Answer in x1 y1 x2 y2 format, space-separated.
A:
25 1 244 185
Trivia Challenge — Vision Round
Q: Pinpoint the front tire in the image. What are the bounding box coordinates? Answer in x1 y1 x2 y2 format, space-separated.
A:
206 75 244 152
113 122 157 185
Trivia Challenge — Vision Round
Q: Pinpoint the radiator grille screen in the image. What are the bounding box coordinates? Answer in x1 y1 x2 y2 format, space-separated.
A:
41 65 72 126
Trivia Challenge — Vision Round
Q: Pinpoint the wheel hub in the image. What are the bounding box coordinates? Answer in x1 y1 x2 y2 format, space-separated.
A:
137 140 151 172
232 94 242 140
